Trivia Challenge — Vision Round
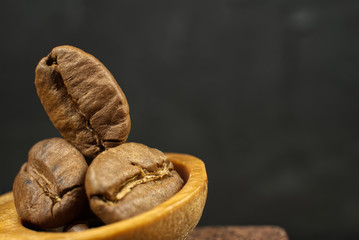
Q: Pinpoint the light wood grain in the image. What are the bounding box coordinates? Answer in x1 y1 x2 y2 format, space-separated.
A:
0 153 208 240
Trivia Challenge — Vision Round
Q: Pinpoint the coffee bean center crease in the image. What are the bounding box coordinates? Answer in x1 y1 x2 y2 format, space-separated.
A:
47 53 105 151
96 161 172 203
27 166 82 206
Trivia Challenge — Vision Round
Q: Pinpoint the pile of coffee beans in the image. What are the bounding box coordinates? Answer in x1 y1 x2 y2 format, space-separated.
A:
13 46 184 231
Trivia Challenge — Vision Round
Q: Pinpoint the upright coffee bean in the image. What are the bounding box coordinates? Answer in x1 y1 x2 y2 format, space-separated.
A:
13 138 88 228
85 142 184 224
35 46 131 159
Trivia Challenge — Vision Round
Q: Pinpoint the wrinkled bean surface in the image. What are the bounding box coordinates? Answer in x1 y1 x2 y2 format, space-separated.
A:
85 142 184 224
35 45 131 159
13 138 88 228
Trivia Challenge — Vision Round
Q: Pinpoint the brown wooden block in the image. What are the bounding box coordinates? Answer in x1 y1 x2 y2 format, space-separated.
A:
188 226 289 240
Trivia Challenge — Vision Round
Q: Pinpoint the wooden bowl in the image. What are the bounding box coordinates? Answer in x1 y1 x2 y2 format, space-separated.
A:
0 153 208 240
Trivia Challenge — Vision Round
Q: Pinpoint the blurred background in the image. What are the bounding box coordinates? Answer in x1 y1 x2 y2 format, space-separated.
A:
1 1 359 239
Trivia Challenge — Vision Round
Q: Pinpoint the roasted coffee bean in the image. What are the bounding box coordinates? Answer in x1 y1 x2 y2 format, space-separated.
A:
35 45 131 159
65 223 89 232
13 138 88 228
85 142 184 224
63 215 104 232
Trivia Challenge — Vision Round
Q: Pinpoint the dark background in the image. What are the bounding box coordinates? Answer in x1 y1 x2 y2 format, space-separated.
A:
1 1 359 239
